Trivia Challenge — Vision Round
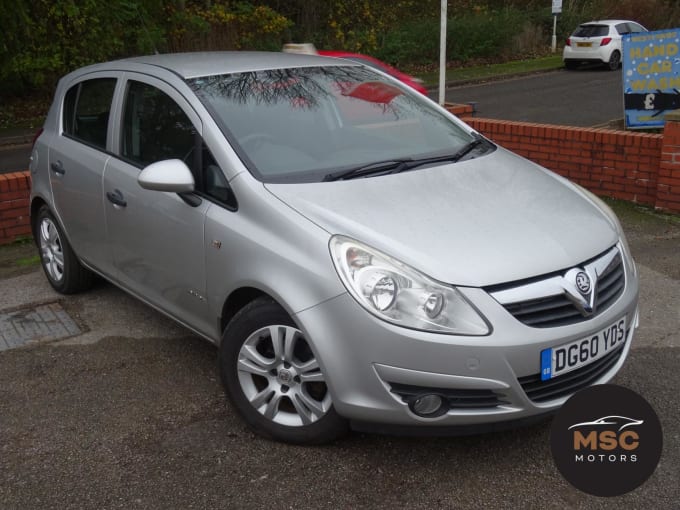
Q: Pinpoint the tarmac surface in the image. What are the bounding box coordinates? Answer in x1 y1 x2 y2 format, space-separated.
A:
442 68 623 127
0 201 678 509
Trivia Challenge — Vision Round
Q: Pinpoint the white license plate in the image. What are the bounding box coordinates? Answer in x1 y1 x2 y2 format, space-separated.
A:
540 317 626 381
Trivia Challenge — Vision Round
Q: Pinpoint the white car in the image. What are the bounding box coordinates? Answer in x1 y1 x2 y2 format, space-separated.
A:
563 20 647 70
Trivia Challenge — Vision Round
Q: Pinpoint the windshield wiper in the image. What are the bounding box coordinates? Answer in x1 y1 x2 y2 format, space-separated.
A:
398 135 487 173
322 158 412 182
322 135 489 182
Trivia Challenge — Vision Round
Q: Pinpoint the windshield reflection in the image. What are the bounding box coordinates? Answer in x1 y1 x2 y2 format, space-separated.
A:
189 66 474 183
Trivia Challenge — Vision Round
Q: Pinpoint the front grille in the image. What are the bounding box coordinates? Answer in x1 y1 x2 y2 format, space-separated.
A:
504 295 581 328
518 342 626 403
489 247 625 328
389 383 507 409
594 254 626 312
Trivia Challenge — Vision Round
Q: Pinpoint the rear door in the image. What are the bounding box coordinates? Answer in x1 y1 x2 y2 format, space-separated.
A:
48 74 119 272
103 74 214 336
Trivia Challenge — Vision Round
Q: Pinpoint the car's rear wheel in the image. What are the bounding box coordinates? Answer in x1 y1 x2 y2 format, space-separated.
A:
219 297 348 444
564 60 579 70
35 206 93 294
607 50 621 71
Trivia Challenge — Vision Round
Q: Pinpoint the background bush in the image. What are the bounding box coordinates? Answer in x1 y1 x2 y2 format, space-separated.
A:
1 0 679 100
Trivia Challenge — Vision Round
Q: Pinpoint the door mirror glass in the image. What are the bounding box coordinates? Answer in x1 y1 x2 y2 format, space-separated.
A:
138 159 195 193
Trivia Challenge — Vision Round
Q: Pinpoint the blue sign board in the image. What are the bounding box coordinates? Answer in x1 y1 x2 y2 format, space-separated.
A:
622 29 680 129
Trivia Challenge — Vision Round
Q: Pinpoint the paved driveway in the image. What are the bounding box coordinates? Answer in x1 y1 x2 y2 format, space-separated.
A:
0 202 678 509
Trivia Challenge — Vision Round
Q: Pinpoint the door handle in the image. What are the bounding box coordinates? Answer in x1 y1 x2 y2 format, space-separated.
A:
50 161 65 175
106 189 127 207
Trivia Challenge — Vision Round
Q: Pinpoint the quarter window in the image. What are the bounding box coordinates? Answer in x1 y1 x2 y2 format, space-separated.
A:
63 78 116 150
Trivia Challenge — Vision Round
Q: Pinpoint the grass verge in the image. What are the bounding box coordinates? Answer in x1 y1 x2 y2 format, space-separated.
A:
412 55 564 87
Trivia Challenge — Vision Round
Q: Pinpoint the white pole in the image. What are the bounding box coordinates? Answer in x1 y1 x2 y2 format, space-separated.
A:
438 0 447 105
551 14 557 53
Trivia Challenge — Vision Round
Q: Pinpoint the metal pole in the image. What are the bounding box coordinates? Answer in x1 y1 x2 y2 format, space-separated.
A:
438 0 447 105
551 15 557 53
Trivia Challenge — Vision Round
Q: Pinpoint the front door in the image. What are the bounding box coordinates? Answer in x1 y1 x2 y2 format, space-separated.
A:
103 75 213 336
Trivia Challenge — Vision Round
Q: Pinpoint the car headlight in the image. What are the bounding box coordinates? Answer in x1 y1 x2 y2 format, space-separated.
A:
329 236 489 335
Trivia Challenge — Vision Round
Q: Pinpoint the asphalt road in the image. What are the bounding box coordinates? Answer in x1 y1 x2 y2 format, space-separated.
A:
0 203 678 509
1 68 623 175
440 67 623 126
0 144 31 175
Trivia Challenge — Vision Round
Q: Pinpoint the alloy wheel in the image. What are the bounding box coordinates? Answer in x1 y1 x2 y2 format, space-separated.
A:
39 217 64 283
237 325 331 426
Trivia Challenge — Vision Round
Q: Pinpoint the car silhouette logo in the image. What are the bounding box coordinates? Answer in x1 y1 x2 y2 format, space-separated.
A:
568 415 644 432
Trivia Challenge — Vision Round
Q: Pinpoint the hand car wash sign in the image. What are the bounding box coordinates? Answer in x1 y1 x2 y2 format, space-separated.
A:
623 29 680 128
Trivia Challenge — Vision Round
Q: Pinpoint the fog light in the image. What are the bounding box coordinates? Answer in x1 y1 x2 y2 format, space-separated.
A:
410 394 444 416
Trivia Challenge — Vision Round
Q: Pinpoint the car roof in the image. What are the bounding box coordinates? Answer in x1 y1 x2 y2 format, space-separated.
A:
579 20 638 26
115 51 350 79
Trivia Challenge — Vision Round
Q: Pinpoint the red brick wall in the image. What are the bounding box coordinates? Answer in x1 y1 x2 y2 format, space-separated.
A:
656 111 680 212
461 117 664 207
0 171 31 245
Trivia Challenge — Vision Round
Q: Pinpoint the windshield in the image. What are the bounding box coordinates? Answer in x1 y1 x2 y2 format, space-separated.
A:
189 66 486 183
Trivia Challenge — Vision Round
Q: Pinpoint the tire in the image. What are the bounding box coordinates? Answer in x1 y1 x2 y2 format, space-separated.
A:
607 50 621 71
219 297 348 444
34 206 93 294
564 60 579 70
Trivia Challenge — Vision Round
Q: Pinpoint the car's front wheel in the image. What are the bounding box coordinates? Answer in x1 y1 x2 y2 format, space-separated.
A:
219 297 348 444
607 50 621 71
35 206 93 294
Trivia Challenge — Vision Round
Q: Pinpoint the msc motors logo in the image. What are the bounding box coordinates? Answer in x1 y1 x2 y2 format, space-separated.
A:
569 415 643 463
550 385 662 497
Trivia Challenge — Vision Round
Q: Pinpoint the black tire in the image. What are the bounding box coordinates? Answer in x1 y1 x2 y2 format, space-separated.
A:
607 50 621 71
564 60 579 70
34 206 93 294
219 297 348 444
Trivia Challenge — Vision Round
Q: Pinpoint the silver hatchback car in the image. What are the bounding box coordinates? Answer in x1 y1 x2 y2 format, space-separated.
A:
30 52 639 444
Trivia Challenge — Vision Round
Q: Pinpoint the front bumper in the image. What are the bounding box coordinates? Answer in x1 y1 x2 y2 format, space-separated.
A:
295 265 639 428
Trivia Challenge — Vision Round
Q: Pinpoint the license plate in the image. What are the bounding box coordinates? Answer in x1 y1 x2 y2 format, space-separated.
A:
540 317 626 381
576 42 592 47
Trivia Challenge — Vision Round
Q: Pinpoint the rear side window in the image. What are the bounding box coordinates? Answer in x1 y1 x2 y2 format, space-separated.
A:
121 80 196 167
615 23 630 35
573 25 609 37
63 78 116 150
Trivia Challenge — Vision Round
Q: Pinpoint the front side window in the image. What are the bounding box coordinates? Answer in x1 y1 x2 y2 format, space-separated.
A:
189 66 486 183
121 81 196 168
63 78 116 150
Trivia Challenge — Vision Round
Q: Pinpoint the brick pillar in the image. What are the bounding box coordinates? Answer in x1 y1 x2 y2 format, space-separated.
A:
657 111 680 213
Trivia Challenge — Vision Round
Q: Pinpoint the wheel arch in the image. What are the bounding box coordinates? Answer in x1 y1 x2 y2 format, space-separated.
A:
220 286 272 336
30 196 49 241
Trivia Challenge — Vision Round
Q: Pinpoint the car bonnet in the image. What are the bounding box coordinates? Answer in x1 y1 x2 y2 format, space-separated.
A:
264 147 618 287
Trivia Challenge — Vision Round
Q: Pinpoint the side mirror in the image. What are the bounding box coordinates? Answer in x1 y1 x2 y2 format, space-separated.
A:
138 159 195 193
